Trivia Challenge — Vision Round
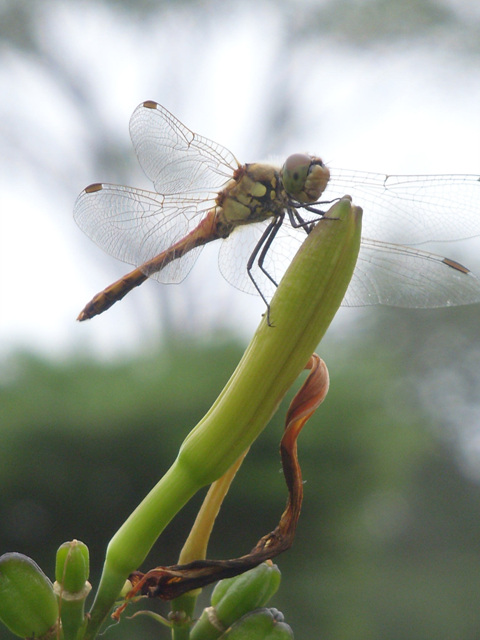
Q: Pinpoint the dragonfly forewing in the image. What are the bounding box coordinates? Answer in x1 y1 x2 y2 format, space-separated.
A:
130 101 239 195
325 170 480 246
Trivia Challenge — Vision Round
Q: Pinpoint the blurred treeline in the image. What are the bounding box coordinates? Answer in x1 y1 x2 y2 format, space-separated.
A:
2 306 480 640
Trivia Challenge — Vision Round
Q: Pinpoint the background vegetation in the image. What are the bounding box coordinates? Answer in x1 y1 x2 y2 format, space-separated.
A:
3 304 480 639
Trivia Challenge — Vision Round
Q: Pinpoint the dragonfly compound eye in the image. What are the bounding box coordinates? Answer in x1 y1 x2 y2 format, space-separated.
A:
282 154 312 199
282 154 330 203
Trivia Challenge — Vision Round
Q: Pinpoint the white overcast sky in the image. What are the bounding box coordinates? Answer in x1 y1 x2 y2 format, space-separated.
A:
1 0 479 360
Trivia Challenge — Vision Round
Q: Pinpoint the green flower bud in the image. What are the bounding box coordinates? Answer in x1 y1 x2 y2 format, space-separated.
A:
54 541 91 640
219 608 294 639
211 562 281 614
0 552 58 638
55 540 90 593
190 562 281 640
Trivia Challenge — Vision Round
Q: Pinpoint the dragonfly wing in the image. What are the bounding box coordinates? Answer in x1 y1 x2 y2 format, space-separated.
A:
130 101 239 195
343 238 480 308
147 245 205 284
220 219 480 309
74 183 214 282
325 170 480 245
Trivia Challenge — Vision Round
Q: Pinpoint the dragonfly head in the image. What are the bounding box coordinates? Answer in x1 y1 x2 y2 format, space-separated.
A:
282 154 330 204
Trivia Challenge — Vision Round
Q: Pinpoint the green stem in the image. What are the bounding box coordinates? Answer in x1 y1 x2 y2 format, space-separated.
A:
171 594 197 640
84 197 362 639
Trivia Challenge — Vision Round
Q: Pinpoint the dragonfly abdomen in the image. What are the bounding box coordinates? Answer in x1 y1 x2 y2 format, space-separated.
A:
77 209 226 321
77 268 148 321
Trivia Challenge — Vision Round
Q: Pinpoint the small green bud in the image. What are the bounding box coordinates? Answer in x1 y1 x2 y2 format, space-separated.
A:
211 562 281 613
220 608 294 639
55 539 90 593
0 552 58 638
190 562 281 640
54 541 91 640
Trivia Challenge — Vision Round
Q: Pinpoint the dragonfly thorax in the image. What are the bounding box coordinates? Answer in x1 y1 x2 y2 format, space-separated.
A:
217 162 289 229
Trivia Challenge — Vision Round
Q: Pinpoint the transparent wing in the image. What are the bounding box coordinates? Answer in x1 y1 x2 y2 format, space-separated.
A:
344 238 480 308
324 170 480 245
74 183 215 282
129 101 239 195
220 220 480 309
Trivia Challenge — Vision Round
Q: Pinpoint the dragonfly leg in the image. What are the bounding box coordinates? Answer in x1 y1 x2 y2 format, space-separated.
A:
287 198 341 234
247 215 284 326
296 197 340 217
256 216 285 287
287 206 316 234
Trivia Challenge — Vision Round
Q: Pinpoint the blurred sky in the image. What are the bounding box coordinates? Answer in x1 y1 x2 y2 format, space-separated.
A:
1 0 480 360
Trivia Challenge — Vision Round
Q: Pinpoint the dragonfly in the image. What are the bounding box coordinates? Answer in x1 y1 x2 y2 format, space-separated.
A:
74 100 480 321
